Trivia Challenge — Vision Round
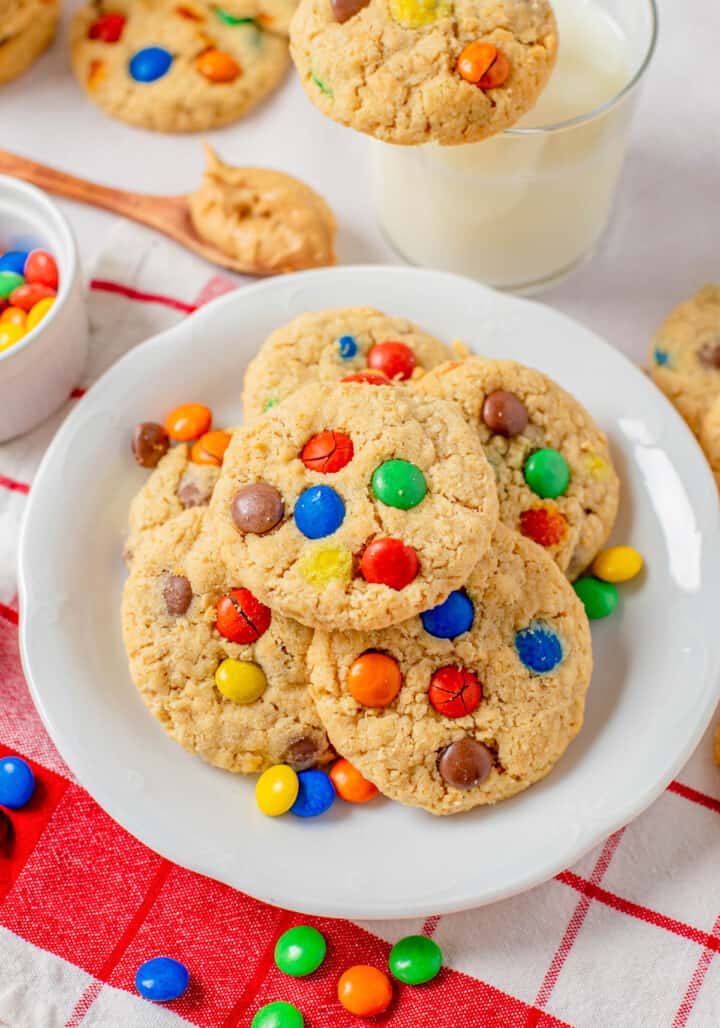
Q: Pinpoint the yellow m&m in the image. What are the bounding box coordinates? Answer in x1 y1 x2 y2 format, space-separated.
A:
297 544 352 589
215 658 267 704
0 323 24 352
256 765 299 816
26 297 55 333
592 546 643 584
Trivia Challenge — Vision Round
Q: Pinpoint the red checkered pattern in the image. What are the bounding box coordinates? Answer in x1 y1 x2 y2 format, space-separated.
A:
1 224 719 1027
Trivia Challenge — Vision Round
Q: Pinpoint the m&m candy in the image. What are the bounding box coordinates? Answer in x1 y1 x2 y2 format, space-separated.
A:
165 403 212 441
338 334 358 359
274 925 327 976
341 370 390 385
88 12 126 42
519 506 568 547
524 448 570 499
360 537 418 590
438 737 493 789
330 758 379 803
301 431 354 473
216 588 271 644
256 765 299 816
130 47 174 83
515 623 563 673
0 271 24 299
0 251 28 275
9 283 55 312
26 297 55 332
233 482 285 534
294 485 345 539
297 543 352 587
196 48 241 83
135 956 189 1002
389 935 443 984
429 666 482 718
372 459 427 510
25 250 59 290
337 965 393 1017
190 429 232 466
0 756 35 809
574 577 619 620
252 1002 304 1028
367 340 416 381
347 652 402 707
290 769 336 817
0 323 25 353
421 590 474 638
132 422 170 468
592 546 643 583
215 658 267 703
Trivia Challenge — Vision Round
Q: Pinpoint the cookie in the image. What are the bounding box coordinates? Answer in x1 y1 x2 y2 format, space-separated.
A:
70 0 289 133
242 307 450 419
122 507 333 774
189 146 337 275
289 0 558 146
650 286 720 489
204 381 499 630
417 357 620 579
308 523 592 815
0 0 58 87
126 442 222 562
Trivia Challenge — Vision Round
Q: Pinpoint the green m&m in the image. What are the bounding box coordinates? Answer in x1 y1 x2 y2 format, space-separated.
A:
389 934 443 985
372 459 427 510
524 448 570 499
274 925 327 977
251 1001 303 1028
573 576 619 620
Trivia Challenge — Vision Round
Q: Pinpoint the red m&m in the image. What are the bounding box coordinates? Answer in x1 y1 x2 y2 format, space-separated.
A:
24 250 59 290
367 341 416 381
0 246 59 354
88 12 127 42
301 431 354 473
429 666 482 718
360 538 418 590
216 588 271 644
341 369 391 385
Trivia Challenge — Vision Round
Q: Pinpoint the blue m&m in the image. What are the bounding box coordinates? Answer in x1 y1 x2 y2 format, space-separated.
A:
338 335 358 359
129 47 173 83
0 756 35 809
135 956 189 1002
290 769 336 817
294 486 345 539
0 252 28 276
515 623 563 674
421 590 474 639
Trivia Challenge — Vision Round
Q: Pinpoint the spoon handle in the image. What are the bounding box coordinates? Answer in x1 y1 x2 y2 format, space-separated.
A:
0 149 175 228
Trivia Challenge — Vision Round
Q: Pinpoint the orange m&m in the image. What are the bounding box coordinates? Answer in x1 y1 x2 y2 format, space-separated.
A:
519 507 568 548
338 965 393 1017
347 652 402 708
457 41 510 89
330 758 379 803
165 403 212 441
191 429 232 466
341 369 391 385
197 49 241 83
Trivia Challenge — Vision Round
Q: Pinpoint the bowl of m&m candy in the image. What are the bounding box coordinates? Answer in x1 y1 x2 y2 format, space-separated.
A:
0 175 87 441
0 248 60 351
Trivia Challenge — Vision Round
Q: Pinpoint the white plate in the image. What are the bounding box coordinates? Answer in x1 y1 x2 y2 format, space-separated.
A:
18 267 720 920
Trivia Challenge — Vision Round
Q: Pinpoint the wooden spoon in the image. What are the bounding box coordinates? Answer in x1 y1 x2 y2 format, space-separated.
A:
0 149 282 277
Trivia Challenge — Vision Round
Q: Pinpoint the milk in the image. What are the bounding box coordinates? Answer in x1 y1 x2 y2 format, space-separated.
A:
373 0 652 291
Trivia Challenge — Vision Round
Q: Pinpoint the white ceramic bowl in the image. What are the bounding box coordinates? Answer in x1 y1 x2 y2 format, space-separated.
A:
0 175 88 442
18 267 720 919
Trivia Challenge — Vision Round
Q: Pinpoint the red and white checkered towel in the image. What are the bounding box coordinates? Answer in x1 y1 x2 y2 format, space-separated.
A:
1 223 720 1028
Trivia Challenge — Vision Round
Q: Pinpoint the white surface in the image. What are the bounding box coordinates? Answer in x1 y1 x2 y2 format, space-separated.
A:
18 266 720 919
2 0 719 365
0 176 88 440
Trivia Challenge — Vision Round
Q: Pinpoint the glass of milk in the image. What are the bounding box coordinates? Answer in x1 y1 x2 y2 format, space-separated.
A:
372 0 658 293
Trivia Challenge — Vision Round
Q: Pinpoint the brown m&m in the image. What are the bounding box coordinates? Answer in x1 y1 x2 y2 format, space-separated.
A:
331 0 370 22
177 480 212 509
163 574 193 616
697 340 720 369
232 483 284 534
284 737 320 771
132 422 169 468
482 390 528 437
438 737 493 789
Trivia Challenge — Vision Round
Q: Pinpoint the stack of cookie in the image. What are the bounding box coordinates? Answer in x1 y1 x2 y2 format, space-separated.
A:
122 307 620 815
